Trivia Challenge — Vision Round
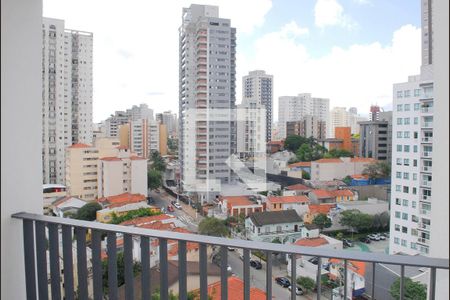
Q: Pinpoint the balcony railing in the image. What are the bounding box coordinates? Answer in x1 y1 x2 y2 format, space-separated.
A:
12 213 449 300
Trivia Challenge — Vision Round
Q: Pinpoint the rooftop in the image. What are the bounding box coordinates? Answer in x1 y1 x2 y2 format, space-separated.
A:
68 143 92 149
285 183 310 191
308 204 336 215
267 195 309 204
190 276 267 300
294 237 329 247
287 161 311 168
120 214 176 226
249 210 302 226
97 192 147 207
219 195 256 209
310 189 334 199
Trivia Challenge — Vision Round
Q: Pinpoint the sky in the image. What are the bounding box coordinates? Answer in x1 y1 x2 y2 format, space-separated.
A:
43 0 422 123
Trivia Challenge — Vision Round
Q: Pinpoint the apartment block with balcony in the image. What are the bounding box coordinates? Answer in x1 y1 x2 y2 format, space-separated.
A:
359 111 393 162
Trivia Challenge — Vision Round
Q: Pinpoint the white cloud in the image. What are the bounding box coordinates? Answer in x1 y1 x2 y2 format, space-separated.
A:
314 0 357 30
237 24 421 120
43 0 272 122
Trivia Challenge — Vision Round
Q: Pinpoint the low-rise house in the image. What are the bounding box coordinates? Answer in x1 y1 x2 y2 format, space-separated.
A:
267 140 284 154
190 276 267 300
284 161 311 178
308 189 335 204
310 157 376 181
218 195 264 217
331 189 356 202
50 196 88 218
245 210 303 243
283 183 311 196
303 203 336 224
96 201 159 223
328 258 366 298
266 195 309 217
308 180 347 190
97 192 147 208
43 184 68 214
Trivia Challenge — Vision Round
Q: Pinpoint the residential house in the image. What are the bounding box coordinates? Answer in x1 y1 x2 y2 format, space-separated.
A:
218 195 264 217
43 184 68 214
283 183 311 196
190 276 267 300
96 202 159 223
328 259 366 298
310 157 376 181
331 189 356 202
308 180 347 190
97 192 147 209
267 140 284 154
245 210 303 243
266 195 310 217
50 196 88 218
303 204 336 224
308 190 336 204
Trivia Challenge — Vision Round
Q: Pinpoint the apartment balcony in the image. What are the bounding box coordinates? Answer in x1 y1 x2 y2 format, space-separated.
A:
417 237 430 246
197 44 207 50
421 180 432 188
421 165 433 173
421 136 433 144
421 151 433 158
421 194 432 202
418 222 431 231
196 30 207 37
421 106 433 114
421 122 433 129
11 213 449 300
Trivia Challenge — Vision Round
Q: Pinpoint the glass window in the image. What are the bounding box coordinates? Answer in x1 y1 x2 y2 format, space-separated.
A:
414 117 419 124
413 173 417 180
414 132 418 139
404 90 411 97
404 118 410 125
413 159 417 167
404 145 410 152
397 118 403 125
396 158 402 165
404 159 410 166
413 145 418 153
404 131 410 138
402 199 409 206
395 224 400 231
401 239 407 246
412 215 419 222
397 91 403 98
412 201 417 208
414 89 421 97
396 185 401 192
403 173 409 180
397 131 402 138
411 242 417 250
397 104 403 111
411 228 418 236
396 172 402 179
395 211 401 218
395 198 401 205
402 213 408 220
397 145 402 152
403 186 409 193
402 226 408 233
412 187 417 195
394 237 400 244
404 104 410 111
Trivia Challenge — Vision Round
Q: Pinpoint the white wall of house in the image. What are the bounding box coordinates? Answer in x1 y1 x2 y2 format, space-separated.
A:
245 218 303 243
131 159 148 196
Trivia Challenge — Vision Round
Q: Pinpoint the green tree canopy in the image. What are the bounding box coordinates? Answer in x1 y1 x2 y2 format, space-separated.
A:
339 209 374 232
302 170 311 180
75 202 102 221
390 277 427 300
296 143 325 162
312 213 332 231
297 276 316 294
150 151 166 172
198 217 229 237
102 251 142 293
323 148 354 158
362 161 391 179
148 168 163 190
284 135 309 152
109 207 161 225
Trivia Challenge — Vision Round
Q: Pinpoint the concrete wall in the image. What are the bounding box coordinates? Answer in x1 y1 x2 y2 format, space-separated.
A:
350 185 390 201
1 0 43 298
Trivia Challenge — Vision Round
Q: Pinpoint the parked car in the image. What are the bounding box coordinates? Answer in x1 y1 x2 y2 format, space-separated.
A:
343 239 354 247
167 205 175 212
382 232 390 238
367 234 380 241
174 202 182 210
378 234 386 240
288 285 304 295
250 260 262 269
308 256 319 265
275 277 290 288
359 237 371 244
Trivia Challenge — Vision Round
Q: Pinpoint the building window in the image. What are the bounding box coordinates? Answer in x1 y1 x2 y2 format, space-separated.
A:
413 173 417 180
396 158 402 165
397 131 402 138
402 199 409 206
395 198 401 205
397 104 403 111
414 89 421 97
395 211 401 218
397 145 402 152
413 159 417 167
401 239 407 246
395 185 401 192
413 145 418 153
414 132 418 139
396 172 402 179
404 159 410 166
412 187 417 195
395 224 400 231
411 242 417 250
397 91 403 98
404 104 410 111
404 131 410 138
403 186 409 193
394 237 400 244
414 117 419 124
404 118 410 125
404 145 410 152
402 213 408 220
402 226 408 233
412 215 419 222
411 228 418 236
397 118 403 125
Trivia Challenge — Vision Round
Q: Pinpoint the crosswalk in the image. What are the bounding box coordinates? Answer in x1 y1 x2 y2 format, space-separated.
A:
177 214 198 228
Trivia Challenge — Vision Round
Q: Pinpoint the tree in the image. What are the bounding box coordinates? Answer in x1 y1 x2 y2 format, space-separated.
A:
301 170 311 180
150 151 166 172
379 211 390 229
343 175 352 185
312 213 332 231
198 217 229 237
336 232 344 240
109 207 161 225
148 168 162 190
324 148 354 158
296 143 325 162
390 277 427 300
297 276 316 294
75 202 102 221
102 252 142 293
339 209 374 233
363 161 391 179
167 138 178 153
284 135 308 152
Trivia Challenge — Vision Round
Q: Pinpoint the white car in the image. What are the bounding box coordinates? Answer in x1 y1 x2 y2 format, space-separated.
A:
174 202 182 209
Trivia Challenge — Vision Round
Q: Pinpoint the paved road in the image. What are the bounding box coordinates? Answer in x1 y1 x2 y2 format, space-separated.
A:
149 189 201 232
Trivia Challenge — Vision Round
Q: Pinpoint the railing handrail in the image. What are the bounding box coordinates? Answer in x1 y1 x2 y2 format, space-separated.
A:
12 212 449 269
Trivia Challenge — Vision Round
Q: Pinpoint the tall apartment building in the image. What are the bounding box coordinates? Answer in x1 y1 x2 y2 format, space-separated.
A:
359 111 392 162
156 111 178 138
179 4 236 203
42 18 93 184
103 104 154 137
389 0 434 256
278 93 329 139
328 107 361 138
123 119 167 158
369 105 381 121
242 70 273 142
286 115 326 140
236 103 267 159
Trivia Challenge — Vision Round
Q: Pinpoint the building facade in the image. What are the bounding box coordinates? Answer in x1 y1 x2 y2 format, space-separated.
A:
179 4 237 202
286 115 326 140
359 111 392 162
278 93 329 139
42 18 93 184
242 70 273 142
103 104 154 138
328 107 361 138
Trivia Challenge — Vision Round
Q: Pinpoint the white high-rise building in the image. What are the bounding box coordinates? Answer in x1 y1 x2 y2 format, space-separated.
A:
103 104 154 138
389 0 435 256
42 18 93 184
242 70 273 142
278 93 329 139
328 107 361 138
179 4 236 203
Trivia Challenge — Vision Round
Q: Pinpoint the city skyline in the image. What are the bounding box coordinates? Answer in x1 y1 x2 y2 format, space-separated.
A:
43 0 422 123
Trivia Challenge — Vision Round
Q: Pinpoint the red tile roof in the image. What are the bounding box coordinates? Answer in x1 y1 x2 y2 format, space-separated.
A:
329 259 366 276
115 145 128 149
286 183 310 191
310 189 334 199
191 277 267 300
350 157 376 163
68 143 92 149
120 214 175 226
219 196 256 209
308 204 336 214
268 195 309 204
268 140 284 146
97 193 146 207
287 161 311 168
295 237 329 247
330 189 354 197
351 174 369 179
314 158 343 163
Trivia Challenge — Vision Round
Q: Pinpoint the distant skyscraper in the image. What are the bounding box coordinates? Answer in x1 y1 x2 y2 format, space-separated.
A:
242 70 273 142
278 93 329 139
328 107 360 138
156 111 178 138
286 116 326 140
103 104 154 138
42 18 93 184
179 4 236 203
369 105 381 121
359 111 392 162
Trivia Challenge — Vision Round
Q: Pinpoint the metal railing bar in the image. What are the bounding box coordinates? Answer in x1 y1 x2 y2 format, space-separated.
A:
178 240 187 300
266 251 272 300
48 222 61 300
291 254 296 300
243 248 250 300
371 262 376 300
35 221 48 300
400 265 405 300
124 234 134 300
429 267 436 300
23 219 37 300
220 246 228 300
91 229 103 300
107 232 118 300
159 238 169 300
316 257 322 300
141 236 151 300
344 259 348 300
199 243 208 300
75 227 88 300
12 213 449 269
62 225 75 300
